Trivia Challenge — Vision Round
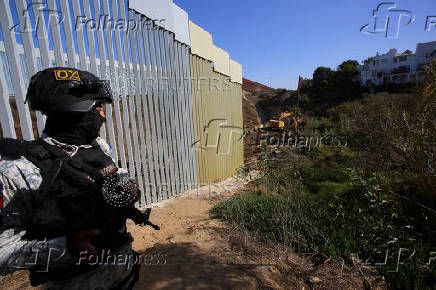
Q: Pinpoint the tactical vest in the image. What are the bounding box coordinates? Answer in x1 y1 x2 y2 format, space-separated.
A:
0 138 126 241
0 138 160 285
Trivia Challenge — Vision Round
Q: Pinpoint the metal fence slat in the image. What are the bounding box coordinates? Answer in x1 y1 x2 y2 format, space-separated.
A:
101 0 127 170
83 0 98 74
175 42 189 191
185 46 198 186
129 12 151 206
181 45 197 187
0 0 34 140
91 0 118 162
123 8 145 206
111 0 134 175
161 30 177 197
136 15 157 204
58 0 76 67
154 28 171 200
46 0 64 66
15 0 45 136
0 54 16 138
147 25 167 201
30 3 50 68
142 19 161 204
163 32 180 196
155 28 172 199
81 0 107 142
71 0 88 70
174 42 187 190
168 34 185 193
179 44 192 186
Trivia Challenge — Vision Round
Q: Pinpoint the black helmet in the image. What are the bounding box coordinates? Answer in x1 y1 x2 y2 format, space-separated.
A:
26 67 113 115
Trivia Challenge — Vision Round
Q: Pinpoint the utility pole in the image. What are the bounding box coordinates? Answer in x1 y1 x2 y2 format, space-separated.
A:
297 76 303 109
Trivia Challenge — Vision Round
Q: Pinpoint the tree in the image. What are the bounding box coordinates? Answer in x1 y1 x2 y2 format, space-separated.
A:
307 61 362 100
313 67 333 86
335 60 360 88
337 60 359 77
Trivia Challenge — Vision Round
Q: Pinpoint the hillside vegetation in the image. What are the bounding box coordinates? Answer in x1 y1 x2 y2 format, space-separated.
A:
213 61 436 289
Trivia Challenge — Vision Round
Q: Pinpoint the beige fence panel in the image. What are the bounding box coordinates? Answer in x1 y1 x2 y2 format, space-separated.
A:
190 55 244 184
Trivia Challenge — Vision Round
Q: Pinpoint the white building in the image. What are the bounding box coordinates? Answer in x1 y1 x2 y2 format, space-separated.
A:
358 41 436 86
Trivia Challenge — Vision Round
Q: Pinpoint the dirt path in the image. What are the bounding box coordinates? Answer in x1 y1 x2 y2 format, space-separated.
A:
130 178 273 289
0 177 385 289
130 178 385 290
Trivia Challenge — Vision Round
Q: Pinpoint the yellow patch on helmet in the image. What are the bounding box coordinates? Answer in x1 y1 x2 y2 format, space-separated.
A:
54 69 81 81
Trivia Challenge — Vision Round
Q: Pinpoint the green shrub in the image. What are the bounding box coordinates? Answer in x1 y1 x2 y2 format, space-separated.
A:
224 63 436 288
212 176 436 288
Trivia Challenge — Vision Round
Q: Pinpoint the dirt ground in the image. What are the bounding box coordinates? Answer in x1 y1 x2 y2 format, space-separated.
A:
0 177 386 289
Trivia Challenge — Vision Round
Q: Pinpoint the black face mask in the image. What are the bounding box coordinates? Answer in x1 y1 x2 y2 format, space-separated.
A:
44 107 106 145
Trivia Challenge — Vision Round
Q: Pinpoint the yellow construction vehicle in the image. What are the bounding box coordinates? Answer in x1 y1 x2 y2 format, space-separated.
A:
279 112 292 120
264 112 292 130
265 119 285 129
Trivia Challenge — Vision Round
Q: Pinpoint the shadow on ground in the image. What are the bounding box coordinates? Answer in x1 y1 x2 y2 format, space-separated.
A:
134 242 261 290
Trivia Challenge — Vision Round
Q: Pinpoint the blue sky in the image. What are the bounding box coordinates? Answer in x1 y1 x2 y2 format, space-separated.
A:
174 0 436 89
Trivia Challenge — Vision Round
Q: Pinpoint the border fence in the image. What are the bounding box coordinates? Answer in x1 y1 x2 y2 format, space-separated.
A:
0 0 243 207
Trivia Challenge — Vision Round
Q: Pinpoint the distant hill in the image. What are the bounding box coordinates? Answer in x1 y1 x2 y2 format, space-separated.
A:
242 78 275 93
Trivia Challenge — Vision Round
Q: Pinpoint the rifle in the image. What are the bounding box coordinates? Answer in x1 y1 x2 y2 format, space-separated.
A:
127 207 160 230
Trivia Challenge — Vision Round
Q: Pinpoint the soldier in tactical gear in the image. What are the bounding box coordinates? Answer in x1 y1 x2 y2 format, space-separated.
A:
0 68 158 289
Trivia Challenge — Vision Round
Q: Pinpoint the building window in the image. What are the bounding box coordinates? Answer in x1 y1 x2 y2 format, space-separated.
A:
395 65 410 74
399 56 407 62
